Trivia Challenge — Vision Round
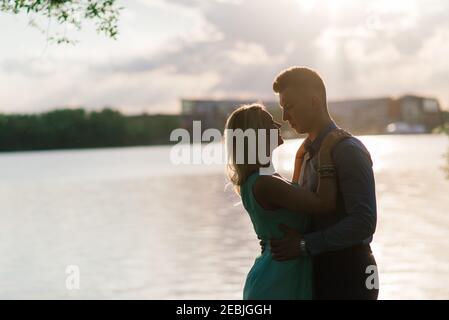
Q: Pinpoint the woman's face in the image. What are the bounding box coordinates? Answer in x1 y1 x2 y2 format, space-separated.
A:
261 111 284 150
272 119 284 147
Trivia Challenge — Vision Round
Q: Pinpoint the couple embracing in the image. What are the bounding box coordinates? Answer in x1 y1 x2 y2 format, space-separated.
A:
225 67 378 300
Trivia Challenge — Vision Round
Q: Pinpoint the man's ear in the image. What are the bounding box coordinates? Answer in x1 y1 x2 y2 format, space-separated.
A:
312 94 325 112
311 95 320 108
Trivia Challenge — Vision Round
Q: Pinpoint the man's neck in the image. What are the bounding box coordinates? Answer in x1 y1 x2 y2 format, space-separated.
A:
307 116 333 142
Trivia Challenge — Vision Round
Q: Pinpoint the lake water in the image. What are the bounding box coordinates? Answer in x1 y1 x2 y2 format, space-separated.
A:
1 134 449 299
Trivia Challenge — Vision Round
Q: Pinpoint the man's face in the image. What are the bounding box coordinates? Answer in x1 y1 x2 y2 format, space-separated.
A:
279 86 316 134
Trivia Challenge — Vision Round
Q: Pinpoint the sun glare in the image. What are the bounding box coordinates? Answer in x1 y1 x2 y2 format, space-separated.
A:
296 0 317 12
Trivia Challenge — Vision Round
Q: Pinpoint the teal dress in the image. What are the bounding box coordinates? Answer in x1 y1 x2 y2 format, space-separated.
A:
241 171 313 300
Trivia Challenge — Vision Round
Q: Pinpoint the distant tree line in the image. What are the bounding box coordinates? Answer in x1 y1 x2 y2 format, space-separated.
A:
0 108 181 151
434 110 449 135
441 110 449 122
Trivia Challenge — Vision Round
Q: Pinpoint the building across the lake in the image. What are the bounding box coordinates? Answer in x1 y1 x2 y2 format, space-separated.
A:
329 95 443 134
181 95 443 135
181 98 285 134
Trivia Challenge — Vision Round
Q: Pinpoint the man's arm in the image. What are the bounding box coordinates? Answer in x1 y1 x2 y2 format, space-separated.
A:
303 140 377 256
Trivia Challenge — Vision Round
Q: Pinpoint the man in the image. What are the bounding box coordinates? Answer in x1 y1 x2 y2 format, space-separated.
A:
264 66 378 300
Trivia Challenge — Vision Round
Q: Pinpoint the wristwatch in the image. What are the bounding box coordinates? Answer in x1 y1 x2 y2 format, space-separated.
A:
299 238 308 256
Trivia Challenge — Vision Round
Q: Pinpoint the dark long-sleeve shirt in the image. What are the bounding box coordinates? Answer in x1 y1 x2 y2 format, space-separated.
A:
301 122 377 256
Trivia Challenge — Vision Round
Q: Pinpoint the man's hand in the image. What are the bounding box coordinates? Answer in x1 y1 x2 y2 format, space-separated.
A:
270 224 303 261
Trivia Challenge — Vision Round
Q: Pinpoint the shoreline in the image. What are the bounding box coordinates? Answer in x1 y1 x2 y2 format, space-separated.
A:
0 132 446 154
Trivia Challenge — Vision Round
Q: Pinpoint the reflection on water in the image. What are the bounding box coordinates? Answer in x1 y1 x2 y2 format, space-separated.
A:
0 134 448 299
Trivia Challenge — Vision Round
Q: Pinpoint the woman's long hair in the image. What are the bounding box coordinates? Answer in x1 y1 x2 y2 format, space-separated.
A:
224 103 273 195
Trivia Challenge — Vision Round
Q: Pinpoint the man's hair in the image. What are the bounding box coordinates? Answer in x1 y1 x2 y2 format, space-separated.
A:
273 66 327 102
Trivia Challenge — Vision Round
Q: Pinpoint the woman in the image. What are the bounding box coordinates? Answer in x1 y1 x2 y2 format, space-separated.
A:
224 103 349 300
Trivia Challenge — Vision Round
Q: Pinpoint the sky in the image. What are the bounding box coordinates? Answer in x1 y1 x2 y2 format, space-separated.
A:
0 0 448 114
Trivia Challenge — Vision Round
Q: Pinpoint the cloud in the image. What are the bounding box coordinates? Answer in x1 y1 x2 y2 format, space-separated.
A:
93 0 330 100
1 0 449 113
97 0 449 110
0 63 221 114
